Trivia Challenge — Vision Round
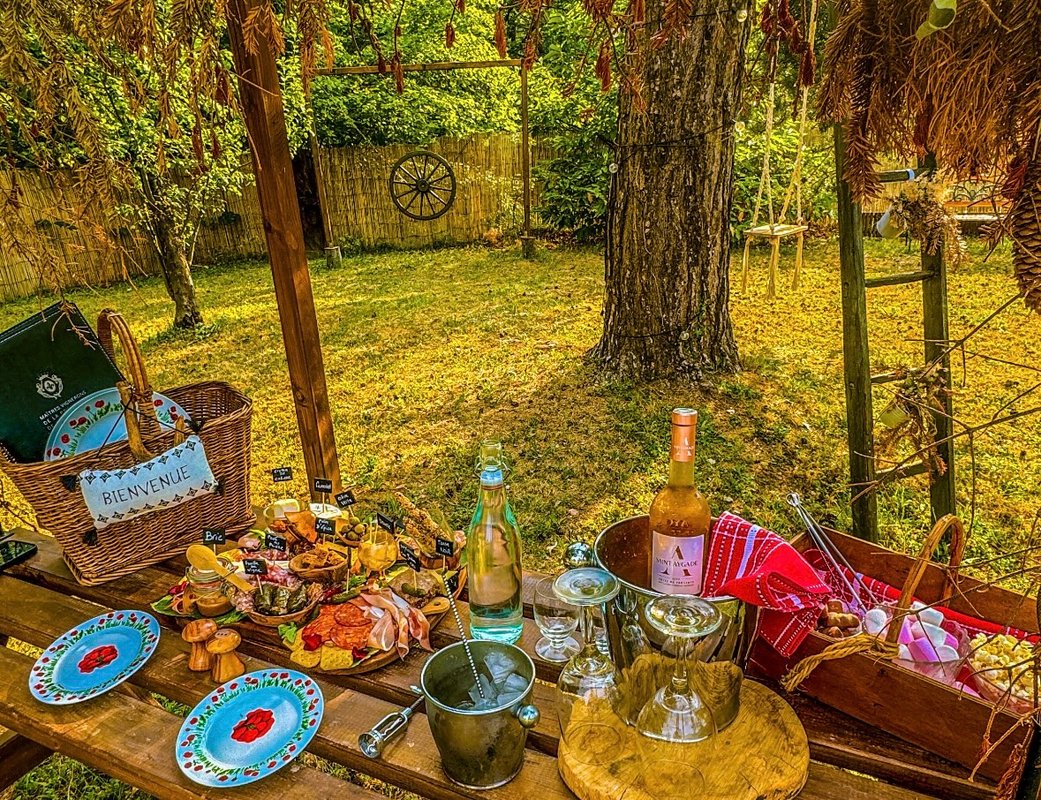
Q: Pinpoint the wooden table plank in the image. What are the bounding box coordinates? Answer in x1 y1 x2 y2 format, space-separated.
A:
6 532 964 798
0 574 573 800
0 645 370 800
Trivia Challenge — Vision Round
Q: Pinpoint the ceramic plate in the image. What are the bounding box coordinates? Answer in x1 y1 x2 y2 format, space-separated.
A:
44 387 190 461
177 669 324 787
29 610 160 705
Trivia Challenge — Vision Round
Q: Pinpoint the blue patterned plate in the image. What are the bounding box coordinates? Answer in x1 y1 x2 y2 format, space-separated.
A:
177 669 324 787
29 610 160 705
44 387 190 461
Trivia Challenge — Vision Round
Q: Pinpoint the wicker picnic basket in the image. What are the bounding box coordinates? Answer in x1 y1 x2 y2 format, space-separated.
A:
0 309 253 585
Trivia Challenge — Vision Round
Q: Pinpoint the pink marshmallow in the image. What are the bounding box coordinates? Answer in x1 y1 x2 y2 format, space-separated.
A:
898 619 916 645
909 637 940 663
944 632 959 650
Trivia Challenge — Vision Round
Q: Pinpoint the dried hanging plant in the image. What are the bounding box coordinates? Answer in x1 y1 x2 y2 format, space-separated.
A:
875 368 952 478
819 1 1041 311
890 176 967 271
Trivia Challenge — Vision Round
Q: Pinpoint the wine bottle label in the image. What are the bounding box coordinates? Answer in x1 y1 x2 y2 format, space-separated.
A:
650 531 705 594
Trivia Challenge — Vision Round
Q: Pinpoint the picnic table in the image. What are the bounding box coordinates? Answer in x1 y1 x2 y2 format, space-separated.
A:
0 529 1020 800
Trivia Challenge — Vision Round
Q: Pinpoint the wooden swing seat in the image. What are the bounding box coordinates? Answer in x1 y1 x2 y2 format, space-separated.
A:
741 223 809 299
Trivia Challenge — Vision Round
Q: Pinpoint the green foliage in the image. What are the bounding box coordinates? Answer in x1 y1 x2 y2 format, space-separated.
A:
310 0 519 146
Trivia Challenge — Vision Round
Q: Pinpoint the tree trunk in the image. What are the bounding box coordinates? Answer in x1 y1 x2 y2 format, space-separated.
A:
143 174 204 329
590 5 749 379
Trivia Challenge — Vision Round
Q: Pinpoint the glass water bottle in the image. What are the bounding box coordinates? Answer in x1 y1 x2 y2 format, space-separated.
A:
467 440 524 644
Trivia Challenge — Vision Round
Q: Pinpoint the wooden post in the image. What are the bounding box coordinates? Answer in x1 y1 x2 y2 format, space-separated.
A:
519 63 534 259
919 154 956 522
835 125 879 542
226 0 341 495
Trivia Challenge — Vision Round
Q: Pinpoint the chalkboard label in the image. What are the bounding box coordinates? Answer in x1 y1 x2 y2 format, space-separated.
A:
313 477 333 494
445 572 459 594
266 533 287 553
435 536 455 557
335 489 357 509
243 558 268 575
399 541 421 571
376 512 397 534
271 467 293 483
202 527 226 545
314 517 335 537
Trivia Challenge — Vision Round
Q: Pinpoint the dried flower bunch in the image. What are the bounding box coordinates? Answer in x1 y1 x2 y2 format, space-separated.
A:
819 1 1041 311
890 175 967 271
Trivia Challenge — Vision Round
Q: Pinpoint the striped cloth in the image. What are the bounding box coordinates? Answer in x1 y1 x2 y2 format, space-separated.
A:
704 512 831 657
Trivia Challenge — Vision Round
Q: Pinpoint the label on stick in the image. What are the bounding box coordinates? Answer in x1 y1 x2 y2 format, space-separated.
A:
335 490 357 509
243 558 268 575
435 536 455 557
266 533 287 553
313 477 334 494
314 517 335 537
376 512 397 534
271 467 293 483
399 541 421 571
202 527 226 545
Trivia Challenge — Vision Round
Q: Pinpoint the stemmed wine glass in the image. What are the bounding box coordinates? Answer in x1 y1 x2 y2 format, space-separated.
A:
553 567 624 767
532 576 580 662
631 595 723 797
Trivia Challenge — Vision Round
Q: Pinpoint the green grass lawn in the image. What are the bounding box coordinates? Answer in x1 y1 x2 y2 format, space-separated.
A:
0 235 1039 796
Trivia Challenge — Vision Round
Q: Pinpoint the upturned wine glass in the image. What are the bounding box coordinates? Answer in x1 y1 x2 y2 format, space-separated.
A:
532 576 580 662
553 567 624 767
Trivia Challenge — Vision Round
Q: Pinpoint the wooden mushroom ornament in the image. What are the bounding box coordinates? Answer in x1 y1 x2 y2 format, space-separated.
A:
182 619 219 672
207 628 246 683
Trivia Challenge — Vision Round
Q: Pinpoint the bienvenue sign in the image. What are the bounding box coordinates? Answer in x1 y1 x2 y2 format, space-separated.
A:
79 436 217 530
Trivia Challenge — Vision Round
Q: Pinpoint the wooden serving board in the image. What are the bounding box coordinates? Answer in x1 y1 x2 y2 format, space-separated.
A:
559 681 809 800
317 567 468 676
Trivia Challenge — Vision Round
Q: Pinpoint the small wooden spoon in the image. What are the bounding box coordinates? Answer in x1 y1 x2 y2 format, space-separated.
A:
186 545 254 593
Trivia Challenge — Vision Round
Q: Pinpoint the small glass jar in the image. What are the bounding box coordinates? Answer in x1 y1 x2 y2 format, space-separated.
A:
185 565 232 617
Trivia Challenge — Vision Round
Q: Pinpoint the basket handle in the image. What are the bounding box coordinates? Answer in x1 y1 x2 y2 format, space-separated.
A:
884 515 966 645
97 309 158 462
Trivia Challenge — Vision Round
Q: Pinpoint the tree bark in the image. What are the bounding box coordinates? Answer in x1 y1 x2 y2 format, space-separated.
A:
141 172 204 329
590 5 749 379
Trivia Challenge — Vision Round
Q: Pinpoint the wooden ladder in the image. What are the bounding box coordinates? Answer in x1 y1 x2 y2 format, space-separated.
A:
835 134 956 542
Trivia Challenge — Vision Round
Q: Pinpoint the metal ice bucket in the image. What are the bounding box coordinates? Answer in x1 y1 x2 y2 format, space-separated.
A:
566 515 748 729
420 641 540 789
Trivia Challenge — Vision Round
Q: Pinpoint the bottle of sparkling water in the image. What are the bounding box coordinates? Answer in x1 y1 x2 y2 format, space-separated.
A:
467 440 524 644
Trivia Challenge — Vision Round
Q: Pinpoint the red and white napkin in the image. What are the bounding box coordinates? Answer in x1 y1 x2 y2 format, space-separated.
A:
704 512 831 656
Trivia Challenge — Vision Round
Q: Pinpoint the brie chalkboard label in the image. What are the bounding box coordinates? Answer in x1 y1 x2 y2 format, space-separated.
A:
376 512 397 534
435 536 455 557
335 489 357 509
314 517 335 537
243 558 268 575
399 541 421 571
271 467 293 483
266 532 287 553
313 477 333 494
445 572 459 593
202 527 226 545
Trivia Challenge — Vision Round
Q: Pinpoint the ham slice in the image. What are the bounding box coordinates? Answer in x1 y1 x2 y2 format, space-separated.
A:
367 612 398 651
361 589 410 657
389 592 432 651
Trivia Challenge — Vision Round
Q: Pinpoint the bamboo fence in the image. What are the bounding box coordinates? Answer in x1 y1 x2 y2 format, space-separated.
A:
315 133 552 251
0 133 552 302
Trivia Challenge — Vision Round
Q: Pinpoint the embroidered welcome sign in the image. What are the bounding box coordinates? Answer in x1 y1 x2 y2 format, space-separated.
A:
79 436 217 530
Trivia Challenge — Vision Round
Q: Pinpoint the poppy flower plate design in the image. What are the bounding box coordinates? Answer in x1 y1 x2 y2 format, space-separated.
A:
44 387 190 461
177 669 324 787
29 610 160 705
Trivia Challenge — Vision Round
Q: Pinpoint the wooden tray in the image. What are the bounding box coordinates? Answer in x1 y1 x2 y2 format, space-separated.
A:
747 521 1035 783
559 680 809 800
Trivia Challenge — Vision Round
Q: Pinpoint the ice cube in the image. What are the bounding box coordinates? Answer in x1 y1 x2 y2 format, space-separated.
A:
502 672 528 695
468 674 496 704
472 697 499 711
484 651 516 686
497 690 523 706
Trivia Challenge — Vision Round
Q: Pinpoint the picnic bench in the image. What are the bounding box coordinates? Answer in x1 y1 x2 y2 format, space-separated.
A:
0 529 1027 800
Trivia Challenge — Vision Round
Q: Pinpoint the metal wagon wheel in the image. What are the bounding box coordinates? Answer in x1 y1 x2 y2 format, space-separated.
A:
389 151 457 221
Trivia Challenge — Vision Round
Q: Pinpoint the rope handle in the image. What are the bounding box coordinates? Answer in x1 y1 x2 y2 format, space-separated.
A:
96 309 160 463
782 515 966 693
884 514 966 645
